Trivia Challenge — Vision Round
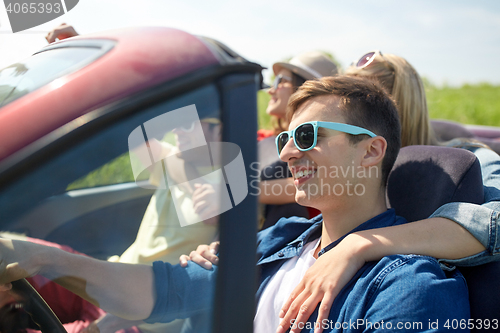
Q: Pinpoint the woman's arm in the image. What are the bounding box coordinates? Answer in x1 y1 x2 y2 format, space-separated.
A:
277 217 485 333
0 239 155 321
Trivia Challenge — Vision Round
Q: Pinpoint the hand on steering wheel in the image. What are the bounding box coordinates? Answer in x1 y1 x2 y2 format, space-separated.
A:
10 279 66 333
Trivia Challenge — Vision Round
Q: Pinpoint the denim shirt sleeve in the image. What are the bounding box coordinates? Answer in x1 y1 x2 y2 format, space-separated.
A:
145 261 217 324
364 255 470 332
430 201 500 267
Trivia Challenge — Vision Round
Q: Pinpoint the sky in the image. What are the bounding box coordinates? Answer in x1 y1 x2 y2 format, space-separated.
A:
1 0 499 86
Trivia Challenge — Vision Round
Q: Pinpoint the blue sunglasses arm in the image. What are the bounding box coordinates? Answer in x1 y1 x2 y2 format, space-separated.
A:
316 121 377 137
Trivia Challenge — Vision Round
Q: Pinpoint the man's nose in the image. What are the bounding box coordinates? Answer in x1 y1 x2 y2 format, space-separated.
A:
267 85 276 95
279 138 304 163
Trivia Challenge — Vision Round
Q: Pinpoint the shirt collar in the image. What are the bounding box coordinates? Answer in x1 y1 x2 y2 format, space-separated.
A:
286 214 323 247
318 209 399 257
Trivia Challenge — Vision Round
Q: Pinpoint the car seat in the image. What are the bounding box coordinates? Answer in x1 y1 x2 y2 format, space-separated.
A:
432 120 500 155
386 145 500 331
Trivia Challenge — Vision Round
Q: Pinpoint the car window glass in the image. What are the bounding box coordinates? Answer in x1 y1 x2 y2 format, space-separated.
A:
66 150 149 190
66 132 177 191
0 83 223 331
0 47 102 107
0 82 220 245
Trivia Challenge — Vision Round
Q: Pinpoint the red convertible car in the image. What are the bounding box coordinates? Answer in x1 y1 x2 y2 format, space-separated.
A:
0 26 261 332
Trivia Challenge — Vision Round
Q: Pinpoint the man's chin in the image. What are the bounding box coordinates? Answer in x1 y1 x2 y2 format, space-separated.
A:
295 191 315 207
266 103 283 117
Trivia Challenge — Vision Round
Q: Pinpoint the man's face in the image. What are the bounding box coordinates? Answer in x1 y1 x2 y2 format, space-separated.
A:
266 68 294 119
173 120 221 162
279 95 364 211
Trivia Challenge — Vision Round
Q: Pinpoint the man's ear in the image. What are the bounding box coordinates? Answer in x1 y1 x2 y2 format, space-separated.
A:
360 136 387 167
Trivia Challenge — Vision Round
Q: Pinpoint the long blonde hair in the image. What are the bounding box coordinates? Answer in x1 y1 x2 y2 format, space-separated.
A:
346 53 436 147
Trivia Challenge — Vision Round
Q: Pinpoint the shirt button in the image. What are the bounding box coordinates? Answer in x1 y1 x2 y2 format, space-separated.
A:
278 252 284 257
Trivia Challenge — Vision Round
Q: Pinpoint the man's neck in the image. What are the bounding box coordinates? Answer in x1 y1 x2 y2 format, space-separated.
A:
317 187 387 254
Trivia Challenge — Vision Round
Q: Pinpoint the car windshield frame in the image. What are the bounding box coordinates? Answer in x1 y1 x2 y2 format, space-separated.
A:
0 39 115 107
0 45 260 332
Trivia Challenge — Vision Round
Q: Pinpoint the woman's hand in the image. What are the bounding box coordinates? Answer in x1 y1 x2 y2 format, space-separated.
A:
0 239 43 291
179 241 220 269
45 23 79 43
81 313 144 333
81 322 100 333
276 234 367 333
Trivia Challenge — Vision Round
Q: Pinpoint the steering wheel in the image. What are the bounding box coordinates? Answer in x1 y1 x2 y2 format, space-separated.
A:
11 279 67 333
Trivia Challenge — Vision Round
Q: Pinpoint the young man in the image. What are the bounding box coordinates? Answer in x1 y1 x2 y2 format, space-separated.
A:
0 76 469 332
252 76 469 332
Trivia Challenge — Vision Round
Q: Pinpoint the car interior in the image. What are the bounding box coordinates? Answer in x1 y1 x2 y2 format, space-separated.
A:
0 67 260 332
431 120 500 155
387 145 500 331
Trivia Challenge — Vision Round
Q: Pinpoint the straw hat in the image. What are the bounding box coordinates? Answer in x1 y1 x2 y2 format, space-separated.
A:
272 51 338 80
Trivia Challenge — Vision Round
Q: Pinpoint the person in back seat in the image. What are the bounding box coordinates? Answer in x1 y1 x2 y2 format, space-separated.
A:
258 51 339 229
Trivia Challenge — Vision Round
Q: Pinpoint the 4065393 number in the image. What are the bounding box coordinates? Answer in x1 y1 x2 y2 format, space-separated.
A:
6 2 61 14
444 319 499 330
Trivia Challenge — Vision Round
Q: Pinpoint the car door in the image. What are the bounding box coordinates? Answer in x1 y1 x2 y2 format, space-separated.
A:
0 71 259 333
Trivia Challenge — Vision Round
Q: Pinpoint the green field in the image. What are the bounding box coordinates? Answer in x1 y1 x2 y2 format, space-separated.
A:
426 83 500 126
258 90 273 130
259 83 500 129
69 83 500 190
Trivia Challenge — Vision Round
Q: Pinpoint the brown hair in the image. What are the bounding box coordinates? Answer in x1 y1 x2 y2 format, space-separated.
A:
346 54 436 147
287 76 401 185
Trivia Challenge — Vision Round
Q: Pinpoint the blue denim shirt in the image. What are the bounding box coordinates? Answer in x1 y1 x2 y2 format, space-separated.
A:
147 209 470 332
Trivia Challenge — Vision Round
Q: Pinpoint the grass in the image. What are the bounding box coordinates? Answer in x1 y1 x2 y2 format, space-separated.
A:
258 90 272 130
68 83 500 190
66 152 151 190
259 83 500 128
426 83 500 126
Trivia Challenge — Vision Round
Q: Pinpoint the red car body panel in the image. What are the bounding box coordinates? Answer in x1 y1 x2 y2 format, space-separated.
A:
0 27 219 162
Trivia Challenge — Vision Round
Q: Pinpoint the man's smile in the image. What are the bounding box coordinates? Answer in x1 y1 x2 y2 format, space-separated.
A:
290 166 317 186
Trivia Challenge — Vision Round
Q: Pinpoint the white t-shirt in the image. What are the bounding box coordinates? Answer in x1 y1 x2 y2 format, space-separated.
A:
254 238 321 333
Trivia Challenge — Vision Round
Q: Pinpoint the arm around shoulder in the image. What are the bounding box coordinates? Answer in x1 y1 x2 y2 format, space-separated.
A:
430 201 500 264
351 216 487 266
